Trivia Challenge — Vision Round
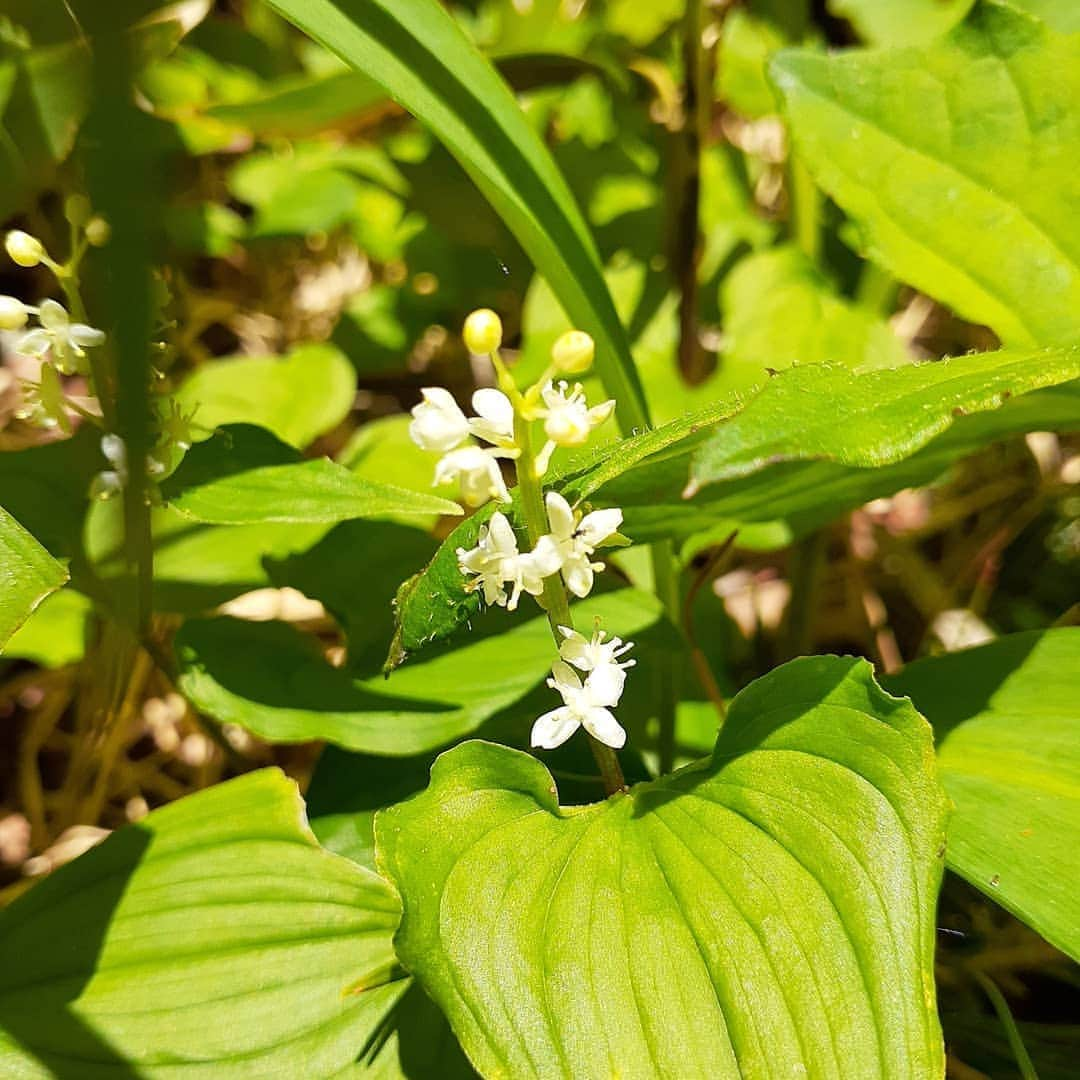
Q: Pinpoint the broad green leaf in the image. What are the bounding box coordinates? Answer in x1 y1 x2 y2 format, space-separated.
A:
0 507 68 651
688 347 1080 488
886 629 1080 962
621 381 1080 554
0 769 406 1079
376 656 949 1079
719 245 909 378
174 343 356 449
177 589 662 755
161 424 461 525
771 4 1080 346
264 0 649 430
0 427 101 559
827 0 976 45
87 498 330 614
391 350 1080 657
266 520 437 670
1005 0 1080 32
2 588 91 668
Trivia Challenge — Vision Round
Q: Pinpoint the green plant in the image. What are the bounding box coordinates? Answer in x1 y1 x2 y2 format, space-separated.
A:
0 1 1077 1077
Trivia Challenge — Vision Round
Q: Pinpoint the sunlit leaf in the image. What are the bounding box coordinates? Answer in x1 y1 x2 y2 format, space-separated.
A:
887 629 1080 962
772 5 1080 346
377 656 949 1078
0 770 406 1078
0 507 68 652
161 424 461 525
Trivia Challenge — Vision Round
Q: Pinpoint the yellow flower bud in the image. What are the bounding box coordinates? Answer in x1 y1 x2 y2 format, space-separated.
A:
551 329 594 374
0 295 28 330
462 308 503 355
85 216 111 247
5 230 44 268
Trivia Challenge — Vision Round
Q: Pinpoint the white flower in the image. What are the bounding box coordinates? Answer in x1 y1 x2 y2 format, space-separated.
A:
16 362 70 434
434 445 511 507
538 380 614 448
468 388 517 450
16 299 106 376
409 387 470 453
90 433 127 501
531 660 627 750
457 512 562 610
558 626 636 674
542 491 623 598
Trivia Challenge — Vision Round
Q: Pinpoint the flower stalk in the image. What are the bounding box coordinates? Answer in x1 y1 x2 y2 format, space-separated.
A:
506 354 626 796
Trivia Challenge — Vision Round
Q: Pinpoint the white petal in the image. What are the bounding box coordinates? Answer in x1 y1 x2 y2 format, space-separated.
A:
531 707 580 749
409 388 469 452
577 507 623 547
587 399 616 426
548 660 582 697
582 707 626 749
583 664 626 708
562 554 594 598
557 628 591 669
528 534 564 578
544 490 576 541
14 328 51 357
69 323 106 348
420 386 461 413
38 299 69 330
472 387 514 428
487 512 519 556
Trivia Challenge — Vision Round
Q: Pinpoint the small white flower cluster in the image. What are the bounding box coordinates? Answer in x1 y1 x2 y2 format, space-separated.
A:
2 226 106 434
532 628 636 750
455 492 622 613
409 386 517 507
406 310 634 755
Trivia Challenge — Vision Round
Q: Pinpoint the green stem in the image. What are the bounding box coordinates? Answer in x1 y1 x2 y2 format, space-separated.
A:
789 151 821 266
512 406 626 796
652 541 681 775
854 260 899 316
972 972 1039 1080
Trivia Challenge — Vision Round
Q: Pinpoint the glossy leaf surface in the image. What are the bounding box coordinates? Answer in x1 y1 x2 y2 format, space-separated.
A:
0 770 405 1078
0 507 68 651
378 656 949 1079
177 589 661 755
161 424 460 525
772 5 1080 346
888 629 1080 961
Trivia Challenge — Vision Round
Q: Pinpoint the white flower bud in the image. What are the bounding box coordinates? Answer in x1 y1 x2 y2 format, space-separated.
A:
0 295 28 330
462 308 503 355
551 330 594 374
5 230 44 268
409 387 470 453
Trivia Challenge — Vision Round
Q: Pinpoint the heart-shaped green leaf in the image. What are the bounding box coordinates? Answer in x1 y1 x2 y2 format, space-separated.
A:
887 628 1080 961
772 4 1080 346
0 769 406 1078
377 655 949 1078
161 424 461 525
0 506 67 651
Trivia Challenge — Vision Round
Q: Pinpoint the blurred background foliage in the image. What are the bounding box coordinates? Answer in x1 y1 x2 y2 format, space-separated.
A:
0 1 1077 1075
